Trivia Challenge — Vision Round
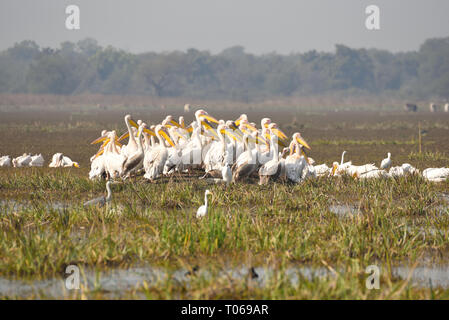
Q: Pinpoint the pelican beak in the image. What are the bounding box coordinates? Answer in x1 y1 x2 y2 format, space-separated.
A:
332 164 338 176
73 162 80 168
100 138 110 149
296 135 311 150
117 132 129 142
271 127 288 141
201 114 219 124
159 128 176 147
186 125 194 133
255 134 268 146
245 123 258 132
169 120 182 128
201 120 220 140
91 135 108 145
229 121 239 130
264 133 271 141
93 148 105 160
222 129 240 142
129 118 139 129
144 128 156 137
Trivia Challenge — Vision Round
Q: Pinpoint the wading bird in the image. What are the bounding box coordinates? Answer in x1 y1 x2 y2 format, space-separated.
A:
83 181 113 207
380 152 392 170
196 189 212 218
222 163 232 185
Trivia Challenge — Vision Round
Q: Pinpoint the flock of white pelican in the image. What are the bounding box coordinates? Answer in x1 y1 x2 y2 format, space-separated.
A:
85 109 449 184
0 153 79 168
1 109 448 188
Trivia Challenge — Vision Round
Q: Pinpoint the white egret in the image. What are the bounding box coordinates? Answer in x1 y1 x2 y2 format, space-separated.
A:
196 189 212 218
222 163 232 185
380 152 392 169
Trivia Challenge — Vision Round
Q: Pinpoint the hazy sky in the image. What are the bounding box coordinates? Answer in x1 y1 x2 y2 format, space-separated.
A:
1 0 449 54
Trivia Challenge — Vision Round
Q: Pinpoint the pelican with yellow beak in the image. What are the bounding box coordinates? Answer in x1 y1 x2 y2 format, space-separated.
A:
195 109 219 139
143 124 176 181
285 134 310 183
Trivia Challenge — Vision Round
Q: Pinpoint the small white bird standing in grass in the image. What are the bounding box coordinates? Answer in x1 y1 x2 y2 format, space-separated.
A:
196 189 212 218
380 152 392 169
222 163 232 185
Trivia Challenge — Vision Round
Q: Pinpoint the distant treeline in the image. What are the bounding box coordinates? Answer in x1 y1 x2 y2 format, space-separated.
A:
0 37 448 101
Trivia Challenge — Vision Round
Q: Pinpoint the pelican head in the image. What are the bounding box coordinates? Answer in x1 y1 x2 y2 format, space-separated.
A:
331 162 339 176
292 132 311 150
195 109 219 124
235 114 249 126
155 124 176 147
261 118 271 128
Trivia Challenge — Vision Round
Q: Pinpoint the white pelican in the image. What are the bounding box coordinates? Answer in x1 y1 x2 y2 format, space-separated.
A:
164 123 203 174
143 124 176 181
313 164 330 177
285 136 308 183
232 134 258 182
29 154 44 167
356 169 390 179
83 181 113 207
204 124 238 173
89 154 106 180
62 156 80 168
389 163 419 177
120 115 140 158
258 134 284 185
346 164 378 177
49 153 80 168
103 131 126 178
195 109 219 138
422 168 449 182
331 151 352 175
0 155 12 167
380 152 392 169
196 189 212 218
13 154 32 167
122 124 145 178
49 153 63 167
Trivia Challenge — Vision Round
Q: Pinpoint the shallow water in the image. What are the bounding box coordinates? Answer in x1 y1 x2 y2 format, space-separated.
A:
1 263 448 298
0 199 73 212
329 204 361 217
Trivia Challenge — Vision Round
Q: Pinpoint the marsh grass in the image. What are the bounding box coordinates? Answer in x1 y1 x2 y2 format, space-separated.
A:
0 169 448 299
